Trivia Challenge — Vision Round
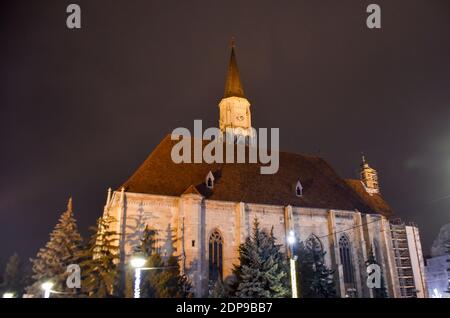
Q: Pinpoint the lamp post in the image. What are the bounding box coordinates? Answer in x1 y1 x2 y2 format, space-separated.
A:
2 292 14 298
41 281 54 298
130 254 180 298
287 230 298 298
130 255 147 298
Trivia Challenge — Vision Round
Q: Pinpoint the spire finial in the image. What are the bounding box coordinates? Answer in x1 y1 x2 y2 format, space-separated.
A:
230 36 236 48
361 152 366 164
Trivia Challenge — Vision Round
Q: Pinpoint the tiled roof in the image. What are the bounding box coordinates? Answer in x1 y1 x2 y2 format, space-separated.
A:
121 135 393 218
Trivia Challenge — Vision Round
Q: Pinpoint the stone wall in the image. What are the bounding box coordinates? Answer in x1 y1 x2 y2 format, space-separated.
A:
105 190 401 298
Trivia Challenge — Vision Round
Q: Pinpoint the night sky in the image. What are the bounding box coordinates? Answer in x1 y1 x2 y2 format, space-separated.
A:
1 0 450 266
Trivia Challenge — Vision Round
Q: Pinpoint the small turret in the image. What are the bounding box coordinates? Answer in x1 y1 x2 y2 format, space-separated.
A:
360 154 380 194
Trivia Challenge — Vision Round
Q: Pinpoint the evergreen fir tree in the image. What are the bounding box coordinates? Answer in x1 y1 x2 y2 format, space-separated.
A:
297 241 336 298
177 271 193 298
79 214 120 298
310 254 336 298
0 253 28 297
231 218 289 298
209 278 233 298
210 279 227 298
139 225 158 256
156 255 186 297
134 226 162 298
297 242 313 297
141 254 192 298
134 226 192 298
27 198 83 297
365 247 388 298
140 253 164 298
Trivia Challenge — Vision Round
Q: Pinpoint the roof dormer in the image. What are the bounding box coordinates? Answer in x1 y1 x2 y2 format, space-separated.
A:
206 171 215 189
295 180 303 197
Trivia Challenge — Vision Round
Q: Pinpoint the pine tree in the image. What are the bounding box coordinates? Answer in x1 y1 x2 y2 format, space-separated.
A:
140 253 164 298
156 255 186 298
177 271 193 298
0 253 28 297
136 227 192 298
139 225 158 256
310 254 336 298
134 226 162 298
297 241 336 298
231 218 289 298
210 278 233 298
365 247 388 298
27 198 83 297
79 214 120 298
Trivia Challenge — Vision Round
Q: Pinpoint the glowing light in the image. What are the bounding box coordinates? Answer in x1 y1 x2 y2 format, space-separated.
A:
287 231 296 245
2 292 14 298
131 255 146 298
130 256 146 269
41 281 54 291
41 281 54 298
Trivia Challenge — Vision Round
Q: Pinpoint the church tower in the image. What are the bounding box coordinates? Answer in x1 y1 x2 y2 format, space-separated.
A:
360 154 380 194
218 39 255 144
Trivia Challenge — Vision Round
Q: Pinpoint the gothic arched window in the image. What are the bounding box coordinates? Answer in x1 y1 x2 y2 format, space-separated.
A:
339 234 355 286
209 230 223 282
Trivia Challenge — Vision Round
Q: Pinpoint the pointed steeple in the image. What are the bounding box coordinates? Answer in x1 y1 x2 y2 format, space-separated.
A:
224 38 245 98
218 38 255 143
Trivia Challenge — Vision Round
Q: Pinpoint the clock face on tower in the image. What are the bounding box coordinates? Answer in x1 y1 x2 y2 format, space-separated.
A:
233 109 247 127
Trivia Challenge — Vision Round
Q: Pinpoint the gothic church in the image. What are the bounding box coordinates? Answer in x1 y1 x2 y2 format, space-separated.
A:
103 44 427 298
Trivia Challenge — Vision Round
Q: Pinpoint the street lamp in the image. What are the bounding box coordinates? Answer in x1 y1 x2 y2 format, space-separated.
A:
287 230 298 298
287 230 296 245
130 255 147 298
41 281 54 298
130 254 179 298
2 292 14 298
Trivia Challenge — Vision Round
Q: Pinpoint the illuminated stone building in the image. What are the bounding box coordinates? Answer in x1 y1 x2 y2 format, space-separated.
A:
103 44 427 298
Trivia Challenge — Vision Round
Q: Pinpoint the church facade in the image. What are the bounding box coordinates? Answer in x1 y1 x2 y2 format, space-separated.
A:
103 44 427 298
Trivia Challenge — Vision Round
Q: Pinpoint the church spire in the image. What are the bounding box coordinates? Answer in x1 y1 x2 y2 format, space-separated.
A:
218 38 255 144
223 38 245 98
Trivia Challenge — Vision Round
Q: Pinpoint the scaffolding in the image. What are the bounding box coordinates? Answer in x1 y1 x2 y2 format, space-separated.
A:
390 220 417 298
